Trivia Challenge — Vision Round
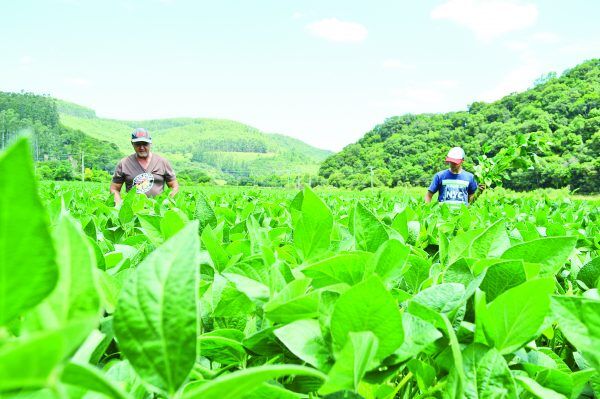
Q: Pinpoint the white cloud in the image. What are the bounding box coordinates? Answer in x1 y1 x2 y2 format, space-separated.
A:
382 59 416 70
504 40 529 51
292 11 304 20
558 40 600 56
306 18 368 43
431 0 538 41
433 79 460 89
531 31 560 44
65 77 91 87
479 56 544 102
20 55 33 65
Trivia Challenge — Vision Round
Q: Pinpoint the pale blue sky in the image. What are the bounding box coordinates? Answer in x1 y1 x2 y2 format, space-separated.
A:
1 0 598 150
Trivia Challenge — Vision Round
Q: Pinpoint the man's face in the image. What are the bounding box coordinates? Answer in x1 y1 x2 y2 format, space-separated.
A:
133 141 151 158
447 161 462 173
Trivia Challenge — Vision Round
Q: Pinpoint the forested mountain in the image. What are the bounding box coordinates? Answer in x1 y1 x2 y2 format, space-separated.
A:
0 92 122 180
319 59 600 193
59 103 331 185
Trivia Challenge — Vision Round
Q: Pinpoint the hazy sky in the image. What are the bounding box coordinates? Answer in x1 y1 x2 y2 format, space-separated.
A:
1 0 598 151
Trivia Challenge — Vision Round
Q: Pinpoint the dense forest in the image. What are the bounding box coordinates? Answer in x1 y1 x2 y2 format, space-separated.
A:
0 92 122 180
319 59 600 193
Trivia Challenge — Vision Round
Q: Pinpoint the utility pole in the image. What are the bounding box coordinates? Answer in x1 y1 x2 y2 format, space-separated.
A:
81 150 85 182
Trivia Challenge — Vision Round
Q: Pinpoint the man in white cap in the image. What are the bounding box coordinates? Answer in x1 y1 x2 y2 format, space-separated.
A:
110 128 179 205
425 147 482 205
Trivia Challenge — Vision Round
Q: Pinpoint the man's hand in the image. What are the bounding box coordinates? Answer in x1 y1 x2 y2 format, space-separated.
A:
478 184 487 193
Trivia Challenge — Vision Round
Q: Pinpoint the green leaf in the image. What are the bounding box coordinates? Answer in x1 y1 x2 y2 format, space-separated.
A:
275 319 330 370
448 229 484 265
138 214 164 246
319 331 379 395
198 330 247 365
479 260 526 302
302 252 374 288
500 237 577 276
35 215 101 328
160 209 186 240
392 313 442 363
202 224 230 272
577 257 600 289
0 320 94 391
468 220 510 259
462 343 517 399
292 187 333 261
372 239 410 284
515 375 567 399
483 278 555 354
195 192 217 234
551 295 600 371
350 202 388 252
114 221 200 395
61 362 132 399
330 276 403 360
411 283 465 314
0 138 58 325
264 279 320 323
391 208 409 242
183 364 326 399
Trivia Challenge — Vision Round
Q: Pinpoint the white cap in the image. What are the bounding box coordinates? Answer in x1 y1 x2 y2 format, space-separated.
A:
446 147 465 164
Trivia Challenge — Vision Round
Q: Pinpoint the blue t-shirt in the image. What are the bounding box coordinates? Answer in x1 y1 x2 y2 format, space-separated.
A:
428 169 478 205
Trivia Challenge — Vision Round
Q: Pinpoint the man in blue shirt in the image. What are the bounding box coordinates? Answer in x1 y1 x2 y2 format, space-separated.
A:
425 147 482 205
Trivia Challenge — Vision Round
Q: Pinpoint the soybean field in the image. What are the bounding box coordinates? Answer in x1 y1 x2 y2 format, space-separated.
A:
1 138 600 399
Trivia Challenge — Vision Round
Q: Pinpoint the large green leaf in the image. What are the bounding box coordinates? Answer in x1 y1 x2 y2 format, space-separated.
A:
0 320 94 391
500 237 577 276
33 215 101 329
202 224 230 272
0 139 58 325
468 220 510 259
330 276 403 360
114 221 200 395
577 256 600 289
194 192 217 234
551 295 600 371
372 239 410 284
462 343 517 399
479 260 526 302
264 279 320 324
350 202 388 252
411 283 465 314
274 319 330 370
61 362 132 399
448 228 484 265
183 365 326 399
319 331 379 395
302 252 374 288
483 278 555 354
392 313 442 363
515 375 567 399
292 187 333 261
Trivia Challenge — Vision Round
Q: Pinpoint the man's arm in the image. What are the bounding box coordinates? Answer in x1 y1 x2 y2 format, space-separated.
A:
166 178 179 197
469 184 486 203
425 190 434 203
110 182 123 206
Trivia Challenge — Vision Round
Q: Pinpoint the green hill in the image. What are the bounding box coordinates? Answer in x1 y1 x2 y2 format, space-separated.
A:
319 59 600 193
58 103 331 183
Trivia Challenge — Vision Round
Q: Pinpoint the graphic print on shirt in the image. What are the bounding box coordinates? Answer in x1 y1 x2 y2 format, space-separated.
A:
133 172 154 194
441 179 469 204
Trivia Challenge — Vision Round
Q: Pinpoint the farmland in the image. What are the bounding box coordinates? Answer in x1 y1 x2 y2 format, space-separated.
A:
1 138 599 398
